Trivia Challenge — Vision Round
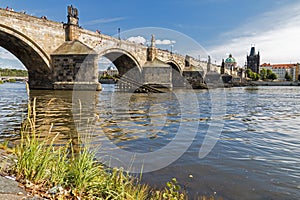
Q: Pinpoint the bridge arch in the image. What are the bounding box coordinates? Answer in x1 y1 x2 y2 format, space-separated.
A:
166 60 184 87
98 48 141 76
0 24 52 88
166 60 182 74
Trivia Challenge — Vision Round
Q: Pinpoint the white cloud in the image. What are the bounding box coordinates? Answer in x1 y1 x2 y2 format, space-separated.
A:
0 48 25 69
208 2 300 65
126 36 146 44
83 17 125 26
0 48 17 60
126 36 176 46
156 39 176 45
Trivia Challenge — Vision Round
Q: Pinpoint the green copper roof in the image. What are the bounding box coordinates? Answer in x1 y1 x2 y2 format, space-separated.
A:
225 54 236 63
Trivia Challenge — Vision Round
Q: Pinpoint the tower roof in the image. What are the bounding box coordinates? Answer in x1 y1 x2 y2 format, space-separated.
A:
225 54 236 63
250 46 256 56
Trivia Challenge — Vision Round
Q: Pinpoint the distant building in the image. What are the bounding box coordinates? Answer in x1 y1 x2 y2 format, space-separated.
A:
106 66 119 76
247 46 260 73
224 54 237 75
99 66 119 77
260 63 300 81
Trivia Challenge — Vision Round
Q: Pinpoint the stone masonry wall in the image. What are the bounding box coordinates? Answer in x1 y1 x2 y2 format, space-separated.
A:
52 54 98 82
0 8 65 56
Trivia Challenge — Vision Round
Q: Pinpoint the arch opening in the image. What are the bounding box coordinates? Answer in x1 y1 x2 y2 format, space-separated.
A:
0 26 52 89
100 49 141 76
167 61 184 87
98 49 142 91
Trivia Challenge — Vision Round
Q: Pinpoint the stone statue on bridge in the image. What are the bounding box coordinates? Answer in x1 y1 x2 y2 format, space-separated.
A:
67 5 79 25
68 5 78 19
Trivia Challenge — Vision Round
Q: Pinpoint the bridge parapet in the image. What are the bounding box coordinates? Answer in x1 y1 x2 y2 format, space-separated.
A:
78 28 148 68
156 49 185 71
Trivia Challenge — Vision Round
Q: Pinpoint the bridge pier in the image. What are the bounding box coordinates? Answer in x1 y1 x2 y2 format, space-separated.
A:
28 70 53 90
51 40 101 91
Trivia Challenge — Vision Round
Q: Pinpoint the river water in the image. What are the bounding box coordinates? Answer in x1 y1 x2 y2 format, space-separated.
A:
0 82 300 200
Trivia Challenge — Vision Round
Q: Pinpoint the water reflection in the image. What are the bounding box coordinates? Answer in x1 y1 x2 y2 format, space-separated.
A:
0 83 27 139
96 92 182 152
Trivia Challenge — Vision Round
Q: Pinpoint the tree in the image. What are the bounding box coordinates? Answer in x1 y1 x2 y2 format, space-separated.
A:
266 69 273 78
0 68 28 77
246 69 253 78
253 73 260 81
246 68 260 81
262 69 277 81
269 73 278 80
285 71 293 81
260 68 267 80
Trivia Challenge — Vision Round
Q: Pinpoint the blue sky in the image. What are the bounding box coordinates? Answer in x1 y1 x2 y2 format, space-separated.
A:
1 0 300 69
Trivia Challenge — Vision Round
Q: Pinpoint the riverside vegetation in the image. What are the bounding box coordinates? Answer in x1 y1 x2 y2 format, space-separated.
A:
0 68 28 77
0 85 220 200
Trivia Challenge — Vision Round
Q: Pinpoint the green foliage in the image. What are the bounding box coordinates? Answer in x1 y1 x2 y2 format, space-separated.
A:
252 73 260 81
268 73 278 80
266 69 272 76
0 68 28 77
0 140 9 150
14 98 58 184
264 69 277 80
246 69 252 78
99 73 118 80
259 68 278 81
285 71 293 81
8 79 16 83
260 68 267 80
246 69 260 81
151 178 186 200
163 178 185 200
66 147 103 197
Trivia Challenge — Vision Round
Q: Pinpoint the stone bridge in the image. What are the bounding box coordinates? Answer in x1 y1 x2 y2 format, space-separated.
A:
0 6 220 90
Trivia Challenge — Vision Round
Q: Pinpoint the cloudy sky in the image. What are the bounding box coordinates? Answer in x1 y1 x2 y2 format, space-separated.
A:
0 0 300 69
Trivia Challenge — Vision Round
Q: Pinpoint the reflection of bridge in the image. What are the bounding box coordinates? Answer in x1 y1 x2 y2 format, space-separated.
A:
0 6 220 90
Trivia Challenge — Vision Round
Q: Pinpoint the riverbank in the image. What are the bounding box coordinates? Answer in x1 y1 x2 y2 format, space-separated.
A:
99 78 117 84
0 137 192 200
224 80 300 88
0 148 28 199
250 80 300 86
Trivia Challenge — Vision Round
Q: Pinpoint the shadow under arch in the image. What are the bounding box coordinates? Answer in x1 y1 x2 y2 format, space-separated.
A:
166 60 181 74
166 60 185 87
99 48 142 76
0 24 52 89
